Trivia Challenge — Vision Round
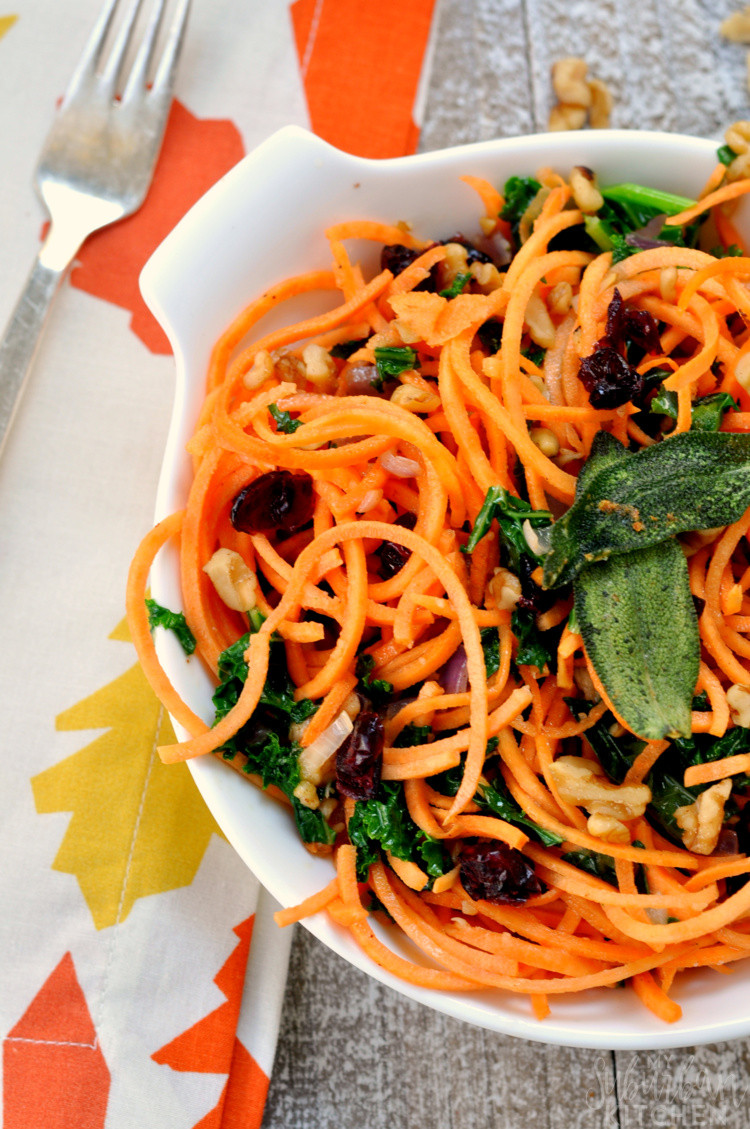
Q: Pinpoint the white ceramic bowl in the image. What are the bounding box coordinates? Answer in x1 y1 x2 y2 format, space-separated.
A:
141 125 750 1049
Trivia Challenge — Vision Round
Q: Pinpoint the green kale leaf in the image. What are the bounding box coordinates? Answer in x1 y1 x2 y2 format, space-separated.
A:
269 403 302 433
356 652 394 704
145 598 196 655
501 176 541 241
347 782 449 880
464 484 551 565
439 271 472 299
511 605 554 670
374 346 419 381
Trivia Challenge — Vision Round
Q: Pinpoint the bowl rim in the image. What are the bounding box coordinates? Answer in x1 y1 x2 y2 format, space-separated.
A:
139 124 750 1049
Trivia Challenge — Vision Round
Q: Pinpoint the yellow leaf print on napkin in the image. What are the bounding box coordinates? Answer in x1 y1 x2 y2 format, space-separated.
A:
0 16 18 40
33 618 221 930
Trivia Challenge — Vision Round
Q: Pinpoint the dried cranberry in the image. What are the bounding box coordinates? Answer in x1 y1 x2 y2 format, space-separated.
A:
578 345 644 410
336 711 384 800
517 554 555 614
230 470 314 535
381 244 439 291
381 244 421 275
375 511 417 579
605 287 661 354
459 840 543 904
714 828 740 856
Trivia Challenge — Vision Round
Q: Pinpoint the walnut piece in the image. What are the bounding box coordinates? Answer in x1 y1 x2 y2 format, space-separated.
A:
390 383 439 412
550 755 651 822
725 119 750 154
569 166 604 214
588 77 614 128
524 290 557 349
674 779 732 855
551 57 591 107
548 60 613 131
243 348 274 390
586 811 630 844
727 684 750 728
203 548 257 612
489 567 522 611
721 8 750 43
548 103 588 132
302 343 336 389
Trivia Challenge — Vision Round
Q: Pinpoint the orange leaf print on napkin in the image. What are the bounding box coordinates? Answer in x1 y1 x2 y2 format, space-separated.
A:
68 99 244 353
33 618 221 929
153 916 269 1129
3 953 110 1129
290 0 436 158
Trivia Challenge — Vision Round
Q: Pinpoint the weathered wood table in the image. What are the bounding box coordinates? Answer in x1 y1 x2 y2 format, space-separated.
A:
262 2 750 1125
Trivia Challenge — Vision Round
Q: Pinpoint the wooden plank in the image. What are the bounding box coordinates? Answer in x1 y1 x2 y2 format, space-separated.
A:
615 1043 750 1128
418 0 535 151
419 0 749 151
262 928 617 1129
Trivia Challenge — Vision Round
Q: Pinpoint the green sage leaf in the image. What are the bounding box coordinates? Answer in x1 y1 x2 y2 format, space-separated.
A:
543 431 750 588
573 539 700 739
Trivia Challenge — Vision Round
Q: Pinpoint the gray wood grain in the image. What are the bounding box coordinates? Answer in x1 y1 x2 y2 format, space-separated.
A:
262 928 617 1129
263 1 750 1126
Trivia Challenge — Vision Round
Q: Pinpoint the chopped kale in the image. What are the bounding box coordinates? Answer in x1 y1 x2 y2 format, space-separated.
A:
347 781 449 880
481 627 500 678
393 723 433 749
511 605 554 670
330 337 368 359
711 243 744 258
213 632 317 727
521 344 546 368
356 652 394 704
374 346 419 380
583 183 700 264
562 848 618 887
479 779 563 847
439 271 472 299
463 484 551 564
211 634 330 844
268 403 302 433
501 175 541 241
145 598 196 655
650 387 737 432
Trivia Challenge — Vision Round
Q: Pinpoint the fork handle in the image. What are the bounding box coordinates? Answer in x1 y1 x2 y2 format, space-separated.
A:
0 228 82 458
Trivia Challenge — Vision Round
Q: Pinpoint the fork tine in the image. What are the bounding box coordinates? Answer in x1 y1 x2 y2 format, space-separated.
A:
99 0 145 95
61 0 121 105
150 0 191 98
121 0 167 103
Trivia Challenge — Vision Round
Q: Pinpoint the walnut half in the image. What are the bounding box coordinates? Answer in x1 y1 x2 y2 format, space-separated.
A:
550 755 651 828
674 779 732 855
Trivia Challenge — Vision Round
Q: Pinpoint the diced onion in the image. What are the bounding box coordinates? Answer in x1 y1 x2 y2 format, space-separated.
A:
380 450 422 478
298 710 354 785
356 489 383 513
439 644 469 694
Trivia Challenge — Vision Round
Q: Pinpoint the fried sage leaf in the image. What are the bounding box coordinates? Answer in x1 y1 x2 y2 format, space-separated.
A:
544 431 750 588
573 539 700 739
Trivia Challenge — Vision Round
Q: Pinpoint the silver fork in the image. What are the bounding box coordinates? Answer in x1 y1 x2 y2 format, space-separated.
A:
0 0 191 457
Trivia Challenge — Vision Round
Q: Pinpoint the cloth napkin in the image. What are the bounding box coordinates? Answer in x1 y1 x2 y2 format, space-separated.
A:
0 1 437 1125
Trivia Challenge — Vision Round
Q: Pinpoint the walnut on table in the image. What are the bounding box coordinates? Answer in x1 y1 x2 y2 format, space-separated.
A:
547 57 613 132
